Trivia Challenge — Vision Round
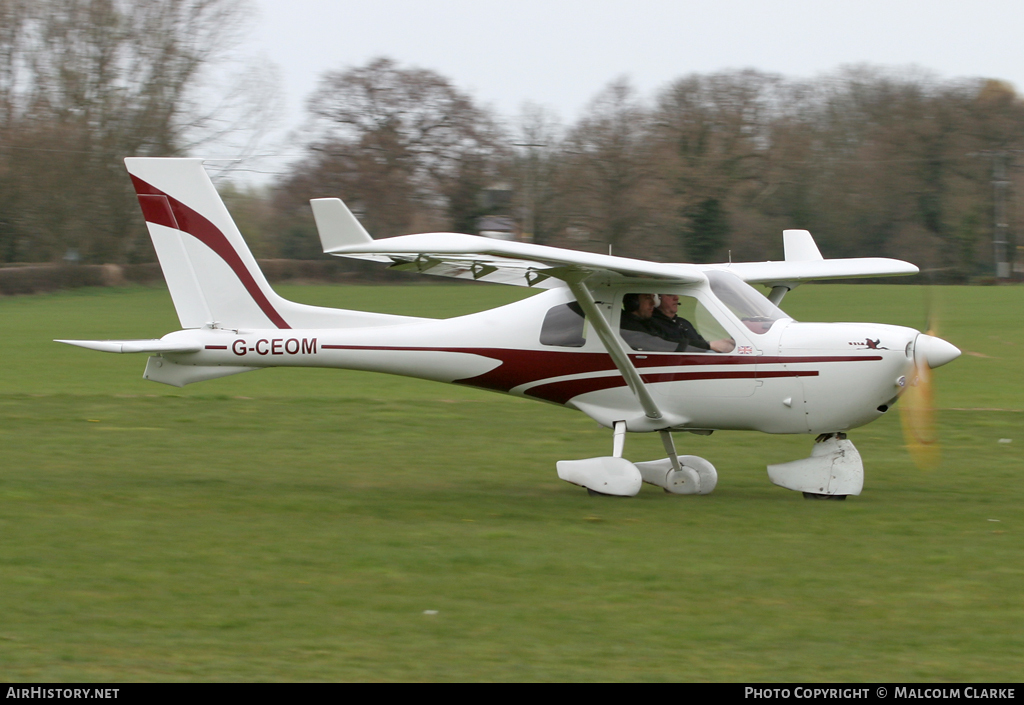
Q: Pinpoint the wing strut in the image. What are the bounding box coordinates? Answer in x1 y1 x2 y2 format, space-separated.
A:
563 275 663 422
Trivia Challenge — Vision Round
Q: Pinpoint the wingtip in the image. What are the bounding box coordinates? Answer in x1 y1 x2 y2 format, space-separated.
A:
783 230 824 261
310 198 373 252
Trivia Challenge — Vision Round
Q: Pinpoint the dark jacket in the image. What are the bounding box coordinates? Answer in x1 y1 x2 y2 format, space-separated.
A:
648 309 711 351
619 312 679 352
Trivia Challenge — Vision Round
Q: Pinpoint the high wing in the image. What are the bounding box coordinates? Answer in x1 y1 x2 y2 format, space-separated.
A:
316 205 915 290
320 228 706 288
708 229 919 285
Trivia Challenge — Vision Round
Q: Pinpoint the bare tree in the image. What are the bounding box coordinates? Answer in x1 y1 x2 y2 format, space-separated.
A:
285 57 507 241
751 68 1024 274
0 0 274 263
509 103 564 245
649 70 784 261
555 79 658 257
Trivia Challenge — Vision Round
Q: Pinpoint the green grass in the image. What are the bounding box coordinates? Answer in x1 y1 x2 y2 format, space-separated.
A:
0 283 1022 681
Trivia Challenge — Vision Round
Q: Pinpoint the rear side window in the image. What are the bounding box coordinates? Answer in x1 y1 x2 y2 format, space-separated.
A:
540 302 586 347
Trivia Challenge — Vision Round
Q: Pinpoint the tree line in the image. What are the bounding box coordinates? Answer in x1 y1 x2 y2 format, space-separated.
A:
273 61 1024 281
2 3 1022 281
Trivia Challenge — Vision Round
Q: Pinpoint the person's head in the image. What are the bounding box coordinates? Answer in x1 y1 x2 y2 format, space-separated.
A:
624 293 656 319
658 294 679 318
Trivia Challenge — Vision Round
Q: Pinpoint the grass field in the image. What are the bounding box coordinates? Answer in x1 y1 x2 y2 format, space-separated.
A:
1 283 1022 681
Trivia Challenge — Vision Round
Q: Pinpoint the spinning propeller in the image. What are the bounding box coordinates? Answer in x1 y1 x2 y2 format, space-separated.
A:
899 299 960 469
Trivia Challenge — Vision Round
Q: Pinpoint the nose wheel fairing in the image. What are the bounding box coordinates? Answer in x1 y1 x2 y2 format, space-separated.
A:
767 433 864 498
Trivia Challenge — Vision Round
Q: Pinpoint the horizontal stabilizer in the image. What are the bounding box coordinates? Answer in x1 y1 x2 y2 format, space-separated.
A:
55 339 202 354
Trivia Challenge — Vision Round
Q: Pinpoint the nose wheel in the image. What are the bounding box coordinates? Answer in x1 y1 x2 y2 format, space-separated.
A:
768 433 863 499
802 492 847 501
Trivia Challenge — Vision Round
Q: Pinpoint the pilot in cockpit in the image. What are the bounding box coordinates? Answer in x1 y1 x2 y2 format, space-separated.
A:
620 293 735 353
651 294 735 353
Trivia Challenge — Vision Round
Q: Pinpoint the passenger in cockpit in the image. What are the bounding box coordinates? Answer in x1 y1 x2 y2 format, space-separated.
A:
650 294 735 353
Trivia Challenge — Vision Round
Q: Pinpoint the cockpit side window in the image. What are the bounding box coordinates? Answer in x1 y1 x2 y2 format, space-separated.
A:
540 302 587 347
619 292 735 353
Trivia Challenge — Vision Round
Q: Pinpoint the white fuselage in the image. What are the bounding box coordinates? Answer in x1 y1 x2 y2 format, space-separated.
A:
154 285 918 436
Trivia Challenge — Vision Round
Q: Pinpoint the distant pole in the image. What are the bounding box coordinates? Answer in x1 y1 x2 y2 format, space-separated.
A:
973 150 1014 279
992 153 1011 279
512 142 546 243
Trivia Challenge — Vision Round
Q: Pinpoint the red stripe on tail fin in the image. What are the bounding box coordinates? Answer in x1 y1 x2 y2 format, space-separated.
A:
130 175 291 329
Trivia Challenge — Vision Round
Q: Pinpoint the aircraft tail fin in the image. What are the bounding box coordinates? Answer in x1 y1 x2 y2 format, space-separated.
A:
125 158 420 330
126 157 292 329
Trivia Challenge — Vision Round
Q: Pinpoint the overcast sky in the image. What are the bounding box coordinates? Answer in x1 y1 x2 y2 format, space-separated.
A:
232 0 1024 179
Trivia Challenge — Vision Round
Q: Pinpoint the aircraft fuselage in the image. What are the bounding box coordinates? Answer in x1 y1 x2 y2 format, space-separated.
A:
147 286 918 436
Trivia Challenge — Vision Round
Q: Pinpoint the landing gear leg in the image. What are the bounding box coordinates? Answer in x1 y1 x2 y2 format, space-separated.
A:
660 429 682 473
612 420 626 458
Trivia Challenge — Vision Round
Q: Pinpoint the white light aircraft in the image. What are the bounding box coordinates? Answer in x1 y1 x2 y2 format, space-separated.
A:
58 158 961 499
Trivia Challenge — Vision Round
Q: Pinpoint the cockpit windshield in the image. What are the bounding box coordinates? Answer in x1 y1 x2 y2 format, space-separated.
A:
704 270 790 335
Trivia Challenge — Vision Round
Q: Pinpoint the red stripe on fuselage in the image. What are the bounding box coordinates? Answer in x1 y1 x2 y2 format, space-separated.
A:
315 345 868 401
524 369 822 405
130 175 291 329
320 345 615 393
